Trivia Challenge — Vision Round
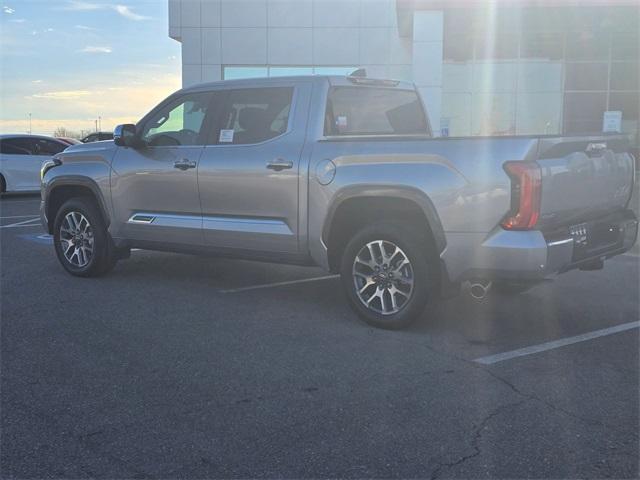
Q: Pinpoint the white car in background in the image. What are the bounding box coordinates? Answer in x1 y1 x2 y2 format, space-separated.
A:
0 135 70 194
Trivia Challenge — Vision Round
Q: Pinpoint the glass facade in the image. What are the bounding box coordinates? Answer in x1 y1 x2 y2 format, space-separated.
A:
441 6 639 145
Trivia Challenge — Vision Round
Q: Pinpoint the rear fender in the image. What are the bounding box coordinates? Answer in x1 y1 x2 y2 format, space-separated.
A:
322 185 446 254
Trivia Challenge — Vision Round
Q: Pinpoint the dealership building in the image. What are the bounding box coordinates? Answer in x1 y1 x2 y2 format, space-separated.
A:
169 0 639 144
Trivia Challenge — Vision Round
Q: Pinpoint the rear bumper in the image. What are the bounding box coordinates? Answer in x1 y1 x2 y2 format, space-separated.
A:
441 209 638 283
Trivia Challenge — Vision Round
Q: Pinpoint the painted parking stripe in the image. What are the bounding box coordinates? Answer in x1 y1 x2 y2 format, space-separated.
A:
17 234 140 249
220 275 339 294
0 214 41 219
18 233 52 245
0 217 41 228
474 321 640 365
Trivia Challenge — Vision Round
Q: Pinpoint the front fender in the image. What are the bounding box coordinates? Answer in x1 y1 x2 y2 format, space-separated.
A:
42 168 112 234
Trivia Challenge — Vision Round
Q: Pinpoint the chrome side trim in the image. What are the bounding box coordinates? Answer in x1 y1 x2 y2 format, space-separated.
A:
127 212 292 236
202 215 293 235
547 238 573 247
128 213 201 230
128 214 156 224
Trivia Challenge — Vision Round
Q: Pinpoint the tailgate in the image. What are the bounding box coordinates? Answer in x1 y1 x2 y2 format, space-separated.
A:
535 134 635 229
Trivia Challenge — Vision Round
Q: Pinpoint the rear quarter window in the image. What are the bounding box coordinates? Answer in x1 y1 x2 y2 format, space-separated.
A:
325 87 429 136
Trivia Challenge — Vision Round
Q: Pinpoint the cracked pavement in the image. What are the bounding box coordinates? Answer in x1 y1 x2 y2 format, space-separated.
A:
1 195 639 478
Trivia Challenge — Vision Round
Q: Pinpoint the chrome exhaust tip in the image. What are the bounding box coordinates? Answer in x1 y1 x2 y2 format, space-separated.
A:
468 280 492 300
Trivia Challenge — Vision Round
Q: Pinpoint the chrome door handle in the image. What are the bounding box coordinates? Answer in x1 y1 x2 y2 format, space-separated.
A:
266 158 293 171
174 159 196 170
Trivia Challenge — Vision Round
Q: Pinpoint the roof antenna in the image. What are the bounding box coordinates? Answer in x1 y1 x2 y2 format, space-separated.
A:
349 68 367 78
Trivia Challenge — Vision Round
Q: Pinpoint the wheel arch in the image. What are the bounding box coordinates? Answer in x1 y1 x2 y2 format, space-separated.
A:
45 177 110 234
323 187 446 273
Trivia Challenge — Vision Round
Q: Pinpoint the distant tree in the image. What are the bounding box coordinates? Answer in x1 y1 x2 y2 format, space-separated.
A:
52 127 82 139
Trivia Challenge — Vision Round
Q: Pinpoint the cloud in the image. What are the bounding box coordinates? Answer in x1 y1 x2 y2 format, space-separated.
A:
64 1 101 11
31 90 92 100
79 46 112 53
74 24 94 30
64 1 149 20
32 79 43 84
9 18 25 23
3 5 14 14
113 5 149 21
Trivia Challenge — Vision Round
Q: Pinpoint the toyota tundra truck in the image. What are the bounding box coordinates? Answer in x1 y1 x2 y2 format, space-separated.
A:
40 74 638 329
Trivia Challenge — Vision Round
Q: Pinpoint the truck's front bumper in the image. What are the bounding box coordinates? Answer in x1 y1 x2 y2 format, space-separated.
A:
441 209 638 283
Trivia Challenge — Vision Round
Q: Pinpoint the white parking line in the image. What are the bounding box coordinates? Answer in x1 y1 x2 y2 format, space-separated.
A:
0 217 41 229
0 215 40 219
474 321 640 365
220 275 339 294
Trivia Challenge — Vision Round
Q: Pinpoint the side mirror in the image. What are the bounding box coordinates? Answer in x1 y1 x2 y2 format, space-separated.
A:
113 124 138 147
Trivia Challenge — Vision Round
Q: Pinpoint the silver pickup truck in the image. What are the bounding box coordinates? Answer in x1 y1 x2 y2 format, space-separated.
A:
41 74 638 329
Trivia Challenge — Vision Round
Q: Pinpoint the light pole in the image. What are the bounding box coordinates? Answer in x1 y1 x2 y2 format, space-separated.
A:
98 116 101 132
28 113 32 134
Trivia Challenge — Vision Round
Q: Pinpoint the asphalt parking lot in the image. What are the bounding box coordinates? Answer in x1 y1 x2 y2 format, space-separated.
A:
1 194 638 479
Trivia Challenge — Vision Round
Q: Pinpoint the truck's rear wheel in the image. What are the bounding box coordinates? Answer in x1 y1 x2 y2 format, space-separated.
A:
340 222 432 330
53 197 116 277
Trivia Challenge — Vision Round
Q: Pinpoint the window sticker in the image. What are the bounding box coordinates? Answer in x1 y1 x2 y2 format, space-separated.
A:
219 129 234 143
336 115 348 133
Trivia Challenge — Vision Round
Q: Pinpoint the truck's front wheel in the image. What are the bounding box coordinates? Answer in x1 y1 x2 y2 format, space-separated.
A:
53 197 117 277
340 222 432 330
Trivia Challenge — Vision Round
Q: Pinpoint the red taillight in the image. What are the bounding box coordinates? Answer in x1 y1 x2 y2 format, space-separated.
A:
501 161 542 230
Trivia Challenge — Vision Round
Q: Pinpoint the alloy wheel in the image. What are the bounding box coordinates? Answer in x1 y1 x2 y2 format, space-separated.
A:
59 211 94 268
352 240 414 315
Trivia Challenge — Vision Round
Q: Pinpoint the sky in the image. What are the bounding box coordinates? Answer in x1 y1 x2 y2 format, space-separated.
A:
0 0 181 136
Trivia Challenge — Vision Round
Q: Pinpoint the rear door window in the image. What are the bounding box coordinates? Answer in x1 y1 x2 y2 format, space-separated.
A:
217 87 294 145
0 138 33 155
325 87 429 136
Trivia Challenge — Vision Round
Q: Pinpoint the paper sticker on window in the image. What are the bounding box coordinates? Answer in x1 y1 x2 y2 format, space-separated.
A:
336 115 348 133
219 129 234 143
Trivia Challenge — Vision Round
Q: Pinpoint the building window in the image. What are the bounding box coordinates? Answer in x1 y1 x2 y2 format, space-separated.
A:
269 67 313 77
222 66 358 80
441 6 639 145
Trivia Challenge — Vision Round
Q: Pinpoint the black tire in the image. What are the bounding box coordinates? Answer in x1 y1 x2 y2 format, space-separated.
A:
340 222 434 330
53 197 117 277
0 175 6 194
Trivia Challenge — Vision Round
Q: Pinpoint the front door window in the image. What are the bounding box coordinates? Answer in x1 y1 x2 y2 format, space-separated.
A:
140 93 212 147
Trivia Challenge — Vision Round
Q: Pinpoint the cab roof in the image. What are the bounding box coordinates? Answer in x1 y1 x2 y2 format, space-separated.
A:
182 75 417 94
